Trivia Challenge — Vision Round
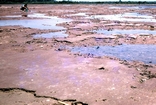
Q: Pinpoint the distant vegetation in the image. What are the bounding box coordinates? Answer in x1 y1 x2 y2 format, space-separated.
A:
0 0 156 4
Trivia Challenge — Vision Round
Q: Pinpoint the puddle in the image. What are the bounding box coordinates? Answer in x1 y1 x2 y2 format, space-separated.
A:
138 5 156 9
89 12 156 22
120 13 153 18
68 13 88 17
110 5 156 9
28 13 62 19
33 31 68 38
3 13 60 19
93 29 156 35
0 13 72 30
69 44 156 64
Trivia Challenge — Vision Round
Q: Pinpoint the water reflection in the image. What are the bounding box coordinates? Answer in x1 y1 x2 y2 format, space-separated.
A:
3 13 61 19
0 19 71 30
93 29 156 35
0 13 72 30
68 13 87 16
109 5 156 9
69 44 156 64
89 12 156 22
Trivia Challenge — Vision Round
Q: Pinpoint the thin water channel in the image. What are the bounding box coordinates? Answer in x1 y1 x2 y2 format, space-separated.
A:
68 44 156 64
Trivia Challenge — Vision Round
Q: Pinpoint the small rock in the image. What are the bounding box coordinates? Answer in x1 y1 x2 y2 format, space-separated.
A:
26 41 32 44
98 67 105 70
107 28 113 31
149 25 154 30
46 99 50 102
140 78 147 83
96 46 100 49
56 48 62 51
114 21 120 24
102 99 107 101
136 68 141 71
40 45 43 48
118 43 122 45
131 86 137 89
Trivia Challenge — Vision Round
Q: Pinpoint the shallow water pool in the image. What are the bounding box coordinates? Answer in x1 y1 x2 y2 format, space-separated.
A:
69 44 156 64
109 5 156 9
0 13 72 30
93 29 156 35
89 12 156 22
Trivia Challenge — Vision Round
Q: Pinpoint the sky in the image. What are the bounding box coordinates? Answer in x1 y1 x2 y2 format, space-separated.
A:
57 0 156 1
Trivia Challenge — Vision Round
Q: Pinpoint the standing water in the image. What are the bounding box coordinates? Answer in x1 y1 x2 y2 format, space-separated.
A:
88 12 156 22
0 13 72 30
69 44 156 64
93 29 156 36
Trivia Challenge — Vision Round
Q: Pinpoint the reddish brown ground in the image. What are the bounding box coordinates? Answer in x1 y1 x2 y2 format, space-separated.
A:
0 4 156 105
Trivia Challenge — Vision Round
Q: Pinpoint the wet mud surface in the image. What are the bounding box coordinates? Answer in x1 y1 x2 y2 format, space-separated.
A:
0 4 156 105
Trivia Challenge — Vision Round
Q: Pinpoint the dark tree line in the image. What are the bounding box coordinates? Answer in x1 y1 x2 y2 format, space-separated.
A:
0 0 55 3
0 0 156 4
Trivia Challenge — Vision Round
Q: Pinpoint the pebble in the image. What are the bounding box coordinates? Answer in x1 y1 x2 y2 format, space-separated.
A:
46 99 50 102
131 86 137 89
136 68 141 71
40 45 43 48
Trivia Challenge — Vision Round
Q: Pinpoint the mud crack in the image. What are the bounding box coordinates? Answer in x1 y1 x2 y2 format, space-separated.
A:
0 88 88 105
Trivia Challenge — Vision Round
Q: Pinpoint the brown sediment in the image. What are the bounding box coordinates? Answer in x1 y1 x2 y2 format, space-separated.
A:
0 4 156 105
